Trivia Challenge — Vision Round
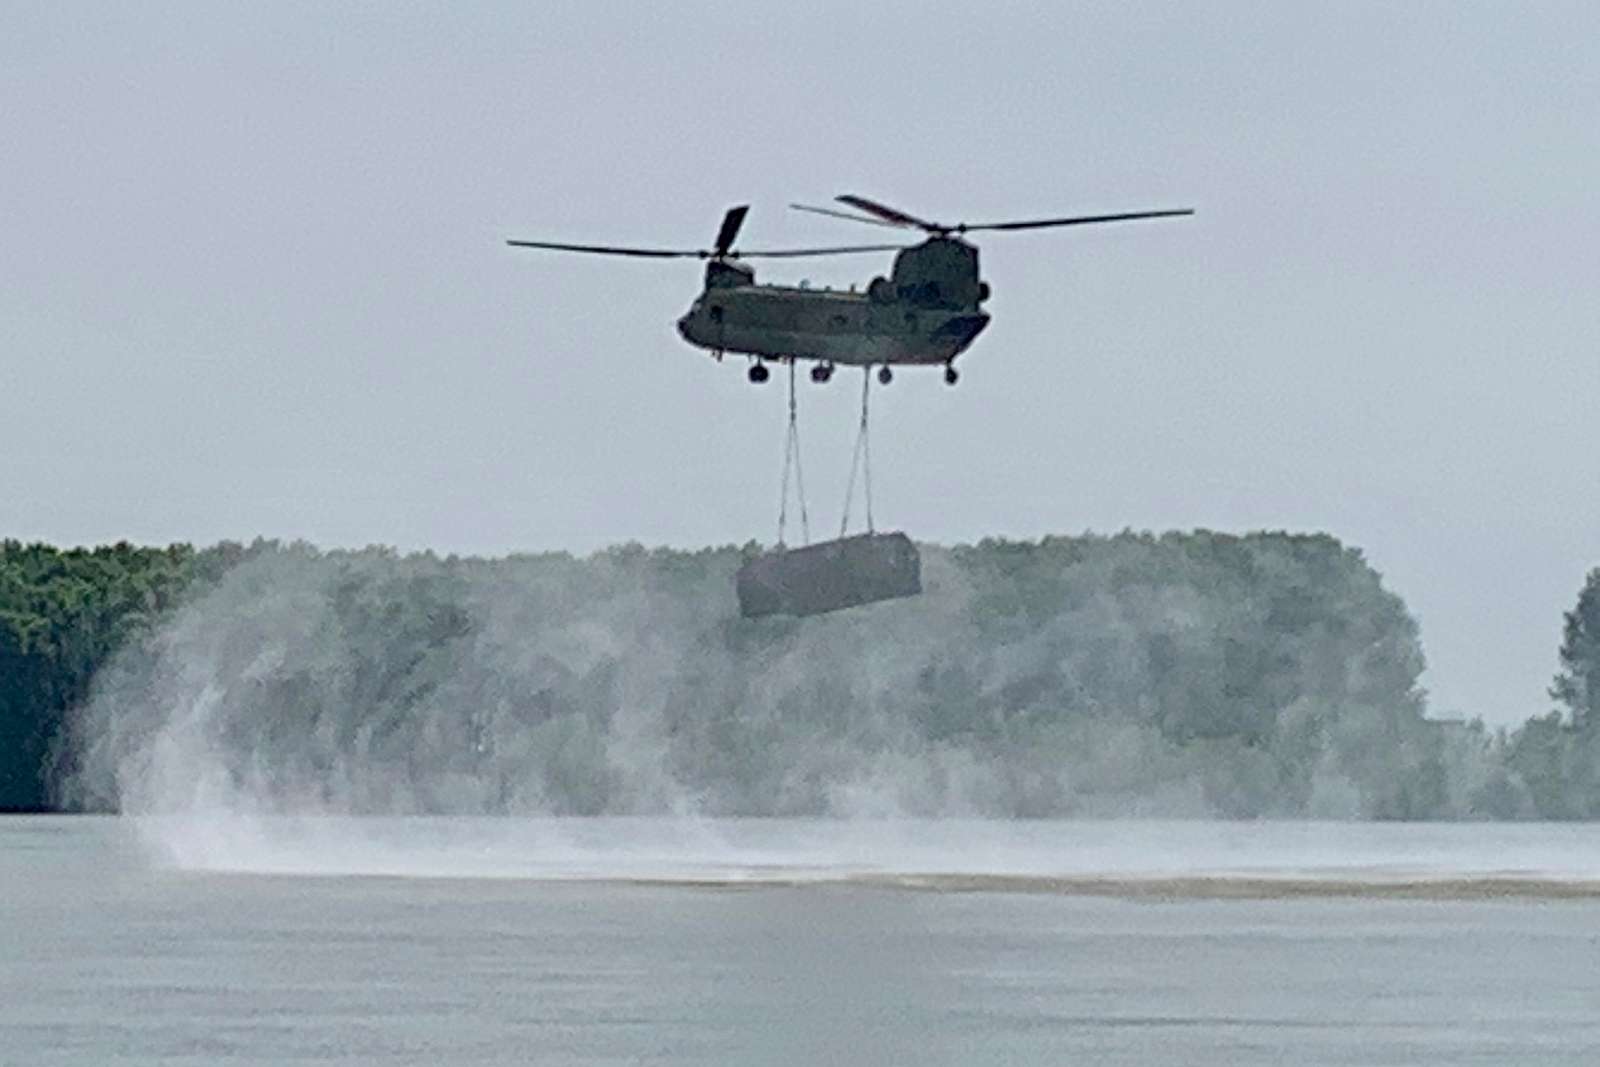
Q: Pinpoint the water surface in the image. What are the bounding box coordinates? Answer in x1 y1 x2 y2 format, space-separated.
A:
5 817 1599 1065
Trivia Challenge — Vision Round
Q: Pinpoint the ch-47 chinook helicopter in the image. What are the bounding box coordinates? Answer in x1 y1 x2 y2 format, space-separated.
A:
506 195 1191 386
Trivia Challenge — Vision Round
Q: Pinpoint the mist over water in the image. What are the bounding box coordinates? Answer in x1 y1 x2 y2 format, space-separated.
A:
126 814 1600 897
61 534 1515 876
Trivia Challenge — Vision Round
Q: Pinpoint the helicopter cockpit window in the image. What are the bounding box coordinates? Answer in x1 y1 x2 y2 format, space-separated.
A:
709 305 724 323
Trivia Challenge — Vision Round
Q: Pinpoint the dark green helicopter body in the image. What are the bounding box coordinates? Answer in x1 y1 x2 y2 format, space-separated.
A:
678 236 989 382
509 195 1190 385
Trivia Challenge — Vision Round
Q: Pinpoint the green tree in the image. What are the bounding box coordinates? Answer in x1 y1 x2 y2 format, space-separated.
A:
0 540 247 810
1552 568 1600 733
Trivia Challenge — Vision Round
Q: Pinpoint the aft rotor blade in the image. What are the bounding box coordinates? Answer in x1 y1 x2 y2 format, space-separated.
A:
788 203 905 229
505 239 708 259
959 208 1195 233
835 194 938 231
735 243 908 259
714 205 749 256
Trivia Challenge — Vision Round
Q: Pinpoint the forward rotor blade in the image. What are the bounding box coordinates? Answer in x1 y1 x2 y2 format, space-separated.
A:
734 244 908 259
505 239 708 259
788 203 905 229
715 205 749 256
959 208 1195 233
835 194 938 231
506 238 902 260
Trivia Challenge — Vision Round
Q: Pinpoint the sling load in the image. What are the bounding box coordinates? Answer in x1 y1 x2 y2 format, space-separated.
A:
736 364 922 618
504 197 1188 616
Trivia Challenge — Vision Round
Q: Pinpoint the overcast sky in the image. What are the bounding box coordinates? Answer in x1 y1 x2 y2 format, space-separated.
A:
4 2 1597 724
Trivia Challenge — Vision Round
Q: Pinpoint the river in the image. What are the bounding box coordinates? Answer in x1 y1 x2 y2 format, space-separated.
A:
4 816 1599 1064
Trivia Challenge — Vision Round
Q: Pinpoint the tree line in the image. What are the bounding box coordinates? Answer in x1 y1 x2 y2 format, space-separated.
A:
0 539 262 811
6 534 1600 817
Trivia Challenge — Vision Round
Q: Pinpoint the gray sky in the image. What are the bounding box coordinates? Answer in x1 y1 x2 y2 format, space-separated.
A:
4 2 1597 725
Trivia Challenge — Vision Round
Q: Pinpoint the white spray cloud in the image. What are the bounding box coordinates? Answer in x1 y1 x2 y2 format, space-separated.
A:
63 534 1467 829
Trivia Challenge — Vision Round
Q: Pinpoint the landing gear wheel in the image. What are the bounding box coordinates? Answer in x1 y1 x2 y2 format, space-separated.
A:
749 363 770 384
944 364 959 386
810 363 834 384
877 365 893 386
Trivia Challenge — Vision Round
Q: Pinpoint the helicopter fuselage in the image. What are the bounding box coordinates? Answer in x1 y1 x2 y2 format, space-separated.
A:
676 236 990 369
508 197 1191 383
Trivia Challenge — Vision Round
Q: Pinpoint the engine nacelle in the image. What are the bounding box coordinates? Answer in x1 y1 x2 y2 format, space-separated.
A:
889 237 982 308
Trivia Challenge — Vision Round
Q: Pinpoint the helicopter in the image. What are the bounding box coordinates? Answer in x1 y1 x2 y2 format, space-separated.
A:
506 195 1192 386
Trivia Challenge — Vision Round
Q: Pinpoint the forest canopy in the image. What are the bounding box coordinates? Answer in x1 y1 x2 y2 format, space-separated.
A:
3 534 1592 818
